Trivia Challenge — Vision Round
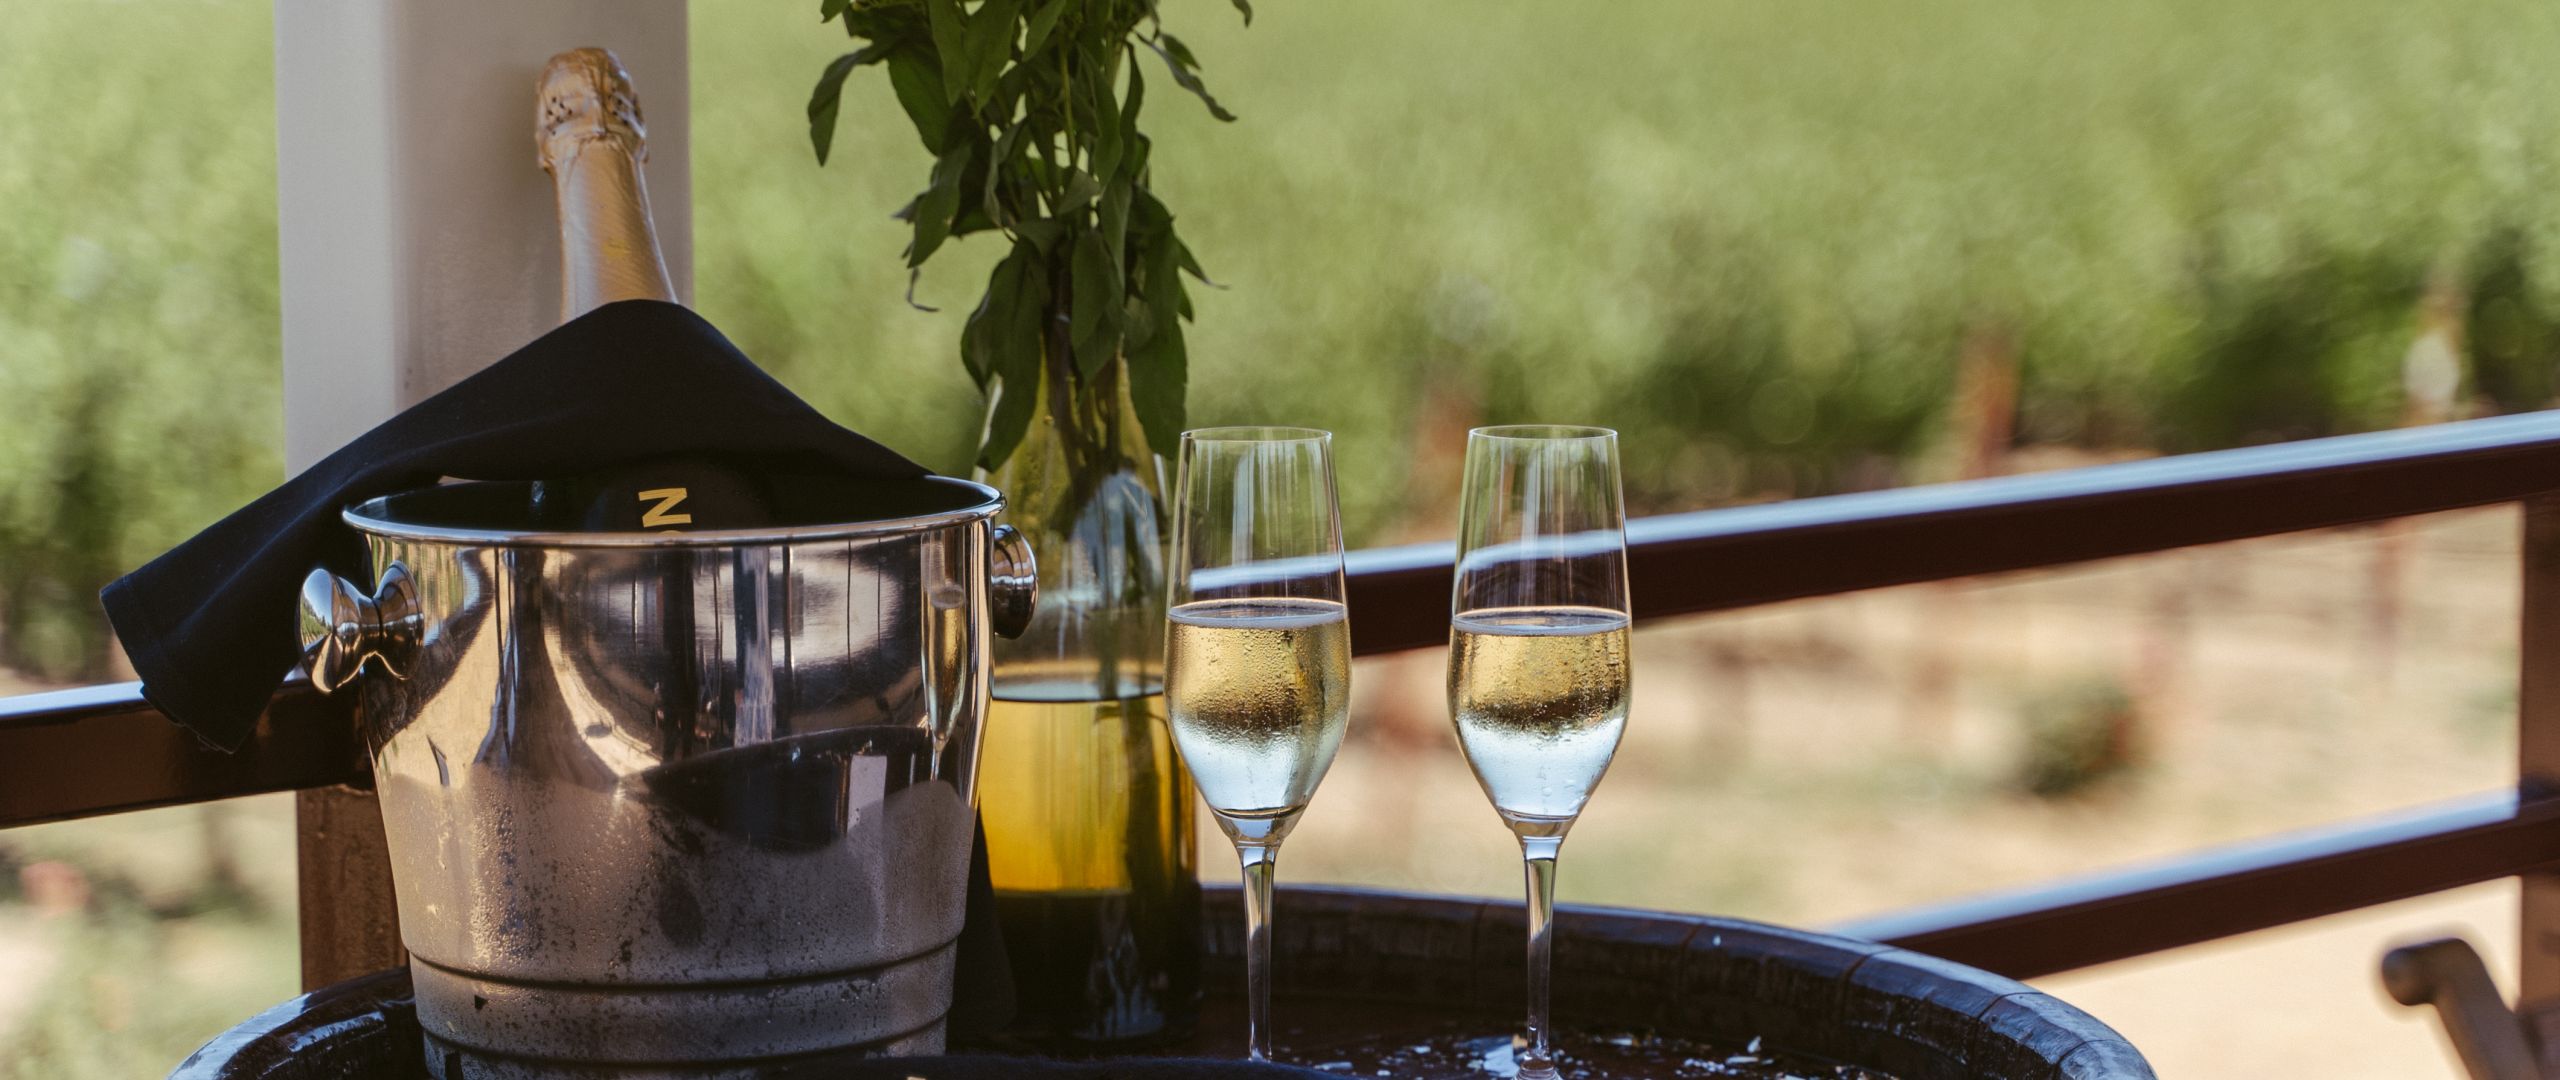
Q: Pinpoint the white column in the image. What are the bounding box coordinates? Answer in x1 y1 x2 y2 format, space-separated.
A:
271 0 691 989
275 0 692 470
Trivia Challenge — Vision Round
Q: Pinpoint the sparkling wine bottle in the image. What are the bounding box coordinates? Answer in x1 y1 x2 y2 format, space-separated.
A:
526 47 768 532
972 345 1199 1050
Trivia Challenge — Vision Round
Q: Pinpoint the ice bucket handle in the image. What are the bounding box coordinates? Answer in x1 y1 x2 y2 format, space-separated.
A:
298 563 421 692
989 523 1037 640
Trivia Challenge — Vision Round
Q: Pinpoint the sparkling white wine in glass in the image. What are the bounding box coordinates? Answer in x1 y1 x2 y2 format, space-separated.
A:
1167 597 1353 820
1448 424 1631 1080
1449 605 1631 829
1166 426 1350 1062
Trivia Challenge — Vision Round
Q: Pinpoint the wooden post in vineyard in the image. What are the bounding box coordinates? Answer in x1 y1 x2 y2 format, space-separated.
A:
2366 262 2472 695
1902 321 2018 747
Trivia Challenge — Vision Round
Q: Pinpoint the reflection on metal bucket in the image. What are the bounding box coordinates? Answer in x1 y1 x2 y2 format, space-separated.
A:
300 477 1033 1077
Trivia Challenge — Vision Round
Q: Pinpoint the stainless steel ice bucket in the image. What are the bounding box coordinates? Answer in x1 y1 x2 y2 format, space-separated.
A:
296 476 1034 1077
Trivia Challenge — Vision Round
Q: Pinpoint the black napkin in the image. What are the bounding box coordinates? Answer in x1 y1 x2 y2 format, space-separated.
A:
816 1058 1338 1079
100 299 927 751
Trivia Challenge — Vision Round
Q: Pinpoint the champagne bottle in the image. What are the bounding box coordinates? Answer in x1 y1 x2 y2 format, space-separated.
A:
537 47 677 319
527 47 767 531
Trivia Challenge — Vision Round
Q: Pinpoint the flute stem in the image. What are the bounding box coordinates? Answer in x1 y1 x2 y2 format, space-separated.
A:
1520 834 1563 1079
1238 841 1279 1062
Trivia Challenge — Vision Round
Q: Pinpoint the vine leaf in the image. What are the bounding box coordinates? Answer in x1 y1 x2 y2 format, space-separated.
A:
1117 62 1148 179
1098 176 1132 282
978 350 1043 469
1022 0 1070 58
1123 295 1158 353
904 267 939 313
973 242 1051 471
909 139 972 268
1125 192 1193 457
965 244 1036 388
963 0 1023 107
977 253 1059 473
886 52 953 151
1141 33 1234 121
1177 239 1220 290
1086 47 1128 185
1129 325 1187 460
1155 32 1201 70
1126 305 1188 461
1056 168 1102 214
1014 216 1068 254
812 0 1243 471
1070 228 1124 375
807 43 895 165
927 0 971 105
985 122 1027 224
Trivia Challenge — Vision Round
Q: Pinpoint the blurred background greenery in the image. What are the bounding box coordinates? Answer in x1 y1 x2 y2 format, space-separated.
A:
7 0 2560 1074
11 0 2560 679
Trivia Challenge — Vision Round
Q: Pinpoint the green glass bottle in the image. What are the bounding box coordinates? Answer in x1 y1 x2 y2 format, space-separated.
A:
973 352 1200 1050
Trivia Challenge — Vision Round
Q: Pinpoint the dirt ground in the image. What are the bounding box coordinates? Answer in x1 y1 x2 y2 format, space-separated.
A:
2040 881 2511 1078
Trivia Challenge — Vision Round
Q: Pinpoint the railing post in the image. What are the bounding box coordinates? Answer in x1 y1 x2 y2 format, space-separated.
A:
2518 498 2560 1018
272 0 691 989
294 785 405 988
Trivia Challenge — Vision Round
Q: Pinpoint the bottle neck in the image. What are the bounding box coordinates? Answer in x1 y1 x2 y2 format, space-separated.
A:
539 49 676 321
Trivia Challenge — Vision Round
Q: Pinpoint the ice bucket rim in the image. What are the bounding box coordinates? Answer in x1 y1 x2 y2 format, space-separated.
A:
340 475 1004 548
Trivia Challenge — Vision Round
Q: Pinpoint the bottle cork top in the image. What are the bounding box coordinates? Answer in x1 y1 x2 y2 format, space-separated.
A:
537 47 646 176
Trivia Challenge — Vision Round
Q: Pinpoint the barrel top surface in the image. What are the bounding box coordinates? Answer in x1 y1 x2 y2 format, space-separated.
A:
1200 885 2150 1080
174 886 2153 1080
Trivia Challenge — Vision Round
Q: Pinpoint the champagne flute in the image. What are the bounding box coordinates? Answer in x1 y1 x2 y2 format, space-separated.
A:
1165 427 1354 1062
1448 426 1632 1080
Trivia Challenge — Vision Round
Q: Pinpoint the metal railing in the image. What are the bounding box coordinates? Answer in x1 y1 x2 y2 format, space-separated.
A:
11 411 2560 995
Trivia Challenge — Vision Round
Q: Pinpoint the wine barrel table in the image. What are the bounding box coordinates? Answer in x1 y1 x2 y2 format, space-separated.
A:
173 885 2151 1080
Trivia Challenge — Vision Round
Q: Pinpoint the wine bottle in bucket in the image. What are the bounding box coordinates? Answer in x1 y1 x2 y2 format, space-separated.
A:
526 47 768 533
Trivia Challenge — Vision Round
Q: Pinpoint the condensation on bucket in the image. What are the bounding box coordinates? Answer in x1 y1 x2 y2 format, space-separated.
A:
339 498 997 1072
